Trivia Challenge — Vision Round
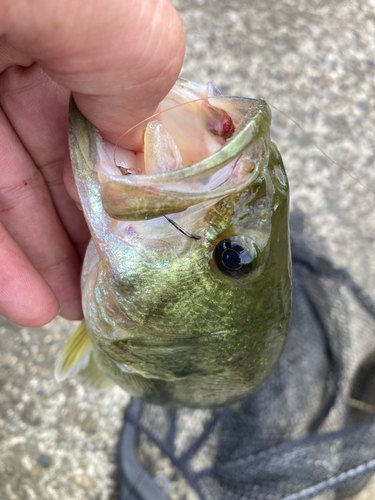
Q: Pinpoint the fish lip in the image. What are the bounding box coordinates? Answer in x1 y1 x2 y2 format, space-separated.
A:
98 96 271 186
69 87 272 221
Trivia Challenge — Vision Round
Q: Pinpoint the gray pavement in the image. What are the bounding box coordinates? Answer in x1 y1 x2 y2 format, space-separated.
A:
1 0 375 498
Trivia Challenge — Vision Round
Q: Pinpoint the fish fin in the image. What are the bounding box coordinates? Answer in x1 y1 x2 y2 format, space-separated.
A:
55 321 92 382
77 354 114 390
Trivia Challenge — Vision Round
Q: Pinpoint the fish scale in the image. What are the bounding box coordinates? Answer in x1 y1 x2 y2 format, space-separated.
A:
56 79 292 408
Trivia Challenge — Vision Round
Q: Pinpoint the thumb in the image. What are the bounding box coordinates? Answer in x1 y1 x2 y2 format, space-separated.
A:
1 0 186 150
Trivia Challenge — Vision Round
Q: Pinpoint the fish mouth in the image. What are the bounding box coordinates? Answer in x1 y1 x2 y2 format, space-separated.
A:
69 79 272 222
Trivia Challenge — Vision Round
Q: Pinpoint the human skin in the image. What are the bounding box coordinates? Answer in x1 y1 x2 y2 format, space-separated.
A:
0 0 185 326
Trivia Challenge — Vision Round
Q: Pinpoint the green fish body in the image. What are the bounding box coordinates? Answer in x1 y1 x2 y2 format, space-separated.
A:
56 79 292 408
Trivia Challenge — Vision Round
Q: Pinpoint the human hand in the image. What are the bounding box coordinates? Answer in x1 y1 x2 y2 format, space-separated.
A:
0 0 185 327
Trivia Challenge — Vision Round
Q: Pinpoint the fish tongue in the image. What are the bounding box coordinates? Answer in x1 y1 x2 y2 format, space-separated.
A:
144 121 182 175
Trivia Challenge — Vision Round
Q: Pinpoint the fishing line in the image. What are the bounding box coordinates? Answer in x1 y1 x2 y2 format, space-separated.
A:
115 169 202 240
113 93 375 198
268 102 375 196
113 97 206 166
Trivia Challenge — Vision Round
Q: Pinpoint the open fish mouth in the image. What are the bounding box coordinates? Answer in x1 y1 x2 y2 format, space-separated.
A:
69 78 272 222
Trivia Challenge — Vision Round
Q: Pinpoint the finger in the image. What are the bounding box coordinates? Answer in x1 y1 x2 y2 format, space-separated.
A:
0 35 33 71
0 0 185 150
0 107 83 320
0 64 90 258
0 222 59 327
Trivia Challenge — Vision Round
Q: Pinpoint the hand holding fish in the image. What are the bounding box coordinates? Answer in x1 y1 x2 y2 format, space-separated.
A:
0 0 185 326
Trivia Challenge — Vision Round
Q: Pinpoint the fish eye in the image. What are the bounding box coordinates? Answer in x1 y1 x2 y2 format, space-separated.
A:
214 238 255 278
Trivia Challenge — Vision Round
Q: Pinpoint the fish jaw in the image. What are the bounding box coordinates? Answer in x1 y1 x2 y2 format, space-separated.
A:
68 80 292 408
69 79 272 224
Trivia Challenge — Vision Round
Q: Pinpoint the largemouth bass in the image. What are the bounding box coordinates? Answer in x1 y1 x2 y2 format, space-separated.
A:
56 79 292 408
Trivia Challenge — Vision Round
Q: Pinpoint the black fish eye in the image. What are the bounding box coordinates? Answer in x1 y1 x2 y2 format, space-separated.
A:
214 238 255 278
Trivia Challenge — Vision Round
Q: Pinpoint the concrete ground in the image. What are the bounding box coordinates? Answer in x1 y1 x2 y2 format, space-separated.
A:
1 0 375 498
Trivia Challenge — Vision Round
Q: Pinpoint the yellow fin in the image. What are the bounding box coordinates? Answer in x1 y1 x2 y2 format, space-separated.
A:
55 322 92 382
77 354 114 390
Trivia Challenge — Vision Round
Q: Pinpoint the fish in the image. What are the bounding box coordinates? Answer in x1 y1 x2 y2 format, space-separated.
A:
55 78 292 408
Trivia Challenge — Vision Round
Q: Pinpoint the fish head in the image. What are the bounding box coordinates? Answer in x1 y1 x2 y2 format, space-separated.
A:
69 79 292 407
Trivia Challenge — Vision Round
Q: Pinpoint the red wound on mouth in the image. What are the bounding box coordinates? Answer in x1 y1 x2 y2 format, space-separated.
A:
208 108 236 140
221 115 236 139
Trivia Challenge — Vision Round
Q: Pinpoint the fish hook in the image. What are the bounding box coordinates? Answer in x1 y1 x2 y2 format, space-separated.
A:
116 166 201 240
